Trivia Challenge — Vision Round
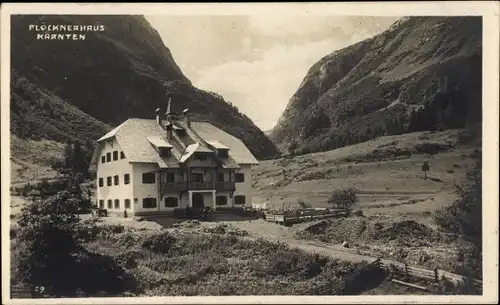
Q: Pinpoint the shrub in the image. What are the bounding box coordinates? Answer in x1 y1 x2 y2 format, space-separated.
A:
141 232 177 253
327 187 358 211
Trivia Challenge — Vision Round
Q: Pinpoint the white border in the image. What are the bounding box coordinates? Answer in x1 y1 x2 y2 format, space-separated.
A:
1 2 499 304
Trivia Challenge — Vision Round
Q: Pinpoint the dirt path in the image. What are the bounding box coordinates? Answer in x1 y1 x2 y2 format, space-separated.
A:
222 219 376 263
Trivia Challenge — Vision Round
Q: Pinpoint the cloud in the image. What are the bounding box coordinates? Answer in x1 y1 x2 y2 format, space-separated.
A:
196 38 349 130
146 15 399 130
195 21 394 130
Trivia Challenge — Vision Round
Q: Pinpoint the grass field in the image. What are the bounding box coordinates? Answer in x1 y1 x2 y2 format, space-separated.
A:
252 129 479 227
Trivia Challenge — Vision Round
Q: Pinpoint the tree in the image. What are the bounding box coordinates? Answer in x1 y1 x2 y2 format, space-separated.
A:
327 187 358 211
421 161 430 179
288 141 299 156
16 191 81 295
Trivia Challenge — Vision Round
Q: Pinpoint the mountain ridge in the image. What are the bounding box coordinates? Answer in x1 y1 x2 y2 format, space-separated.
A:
270 16 482 155
10 15 279 178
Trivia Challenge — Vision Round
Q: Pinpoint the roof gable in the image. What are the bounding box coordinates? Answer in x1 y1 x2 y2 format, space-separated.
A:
91 118 259 168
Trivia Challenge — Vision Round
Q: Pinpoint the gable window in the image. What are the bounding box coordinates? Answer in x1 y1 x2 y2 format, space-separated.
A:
99 200 104 209
234 195 246 205
114 199 120 209
165 197 178 208
101 156 106 164
166 173 175 183
120 151 126 159
113 151 118 161
143 197 157 208
114 175 119 185
98 178 104 187
106 152 111 162
159 147 171 157
217 173 224 182
124 174 130 185
197 154 208 161
107 199 112 209
142 172 156 184
107 176 112 186
191 173 204 183
235 173 245 183
218 150 229 158
125 199 131 209
216 196 227 206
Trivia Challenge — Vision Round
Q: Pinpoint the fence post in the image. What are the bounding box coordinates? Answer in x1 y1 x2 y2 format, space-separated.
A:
404 263 408 276
434 268 438 282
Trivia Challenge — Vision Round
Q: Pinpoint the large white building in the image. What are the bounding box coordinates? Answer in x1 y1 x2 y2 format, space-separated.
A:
90 98 259 217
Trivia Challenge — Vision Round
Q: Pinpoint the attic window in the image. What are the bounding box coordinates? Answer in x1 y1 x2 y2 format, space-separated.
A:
159 147 171 157
217 149 229 158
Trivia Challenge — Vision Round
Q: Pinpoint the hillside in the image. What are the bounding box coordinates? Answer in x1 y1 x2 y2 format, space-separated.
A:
270 17 482 155
10 15 279 181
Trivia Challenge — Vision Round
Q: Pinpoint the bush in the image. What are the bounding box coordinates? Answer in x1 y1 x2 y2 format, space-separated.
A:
141 232 177 253
328 187 358 211
13 191 138 296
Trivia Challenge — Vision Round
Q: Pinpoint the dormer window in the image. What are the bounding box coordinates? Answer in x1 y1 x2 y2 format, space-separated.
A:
159 147 171 157
217 149 229 158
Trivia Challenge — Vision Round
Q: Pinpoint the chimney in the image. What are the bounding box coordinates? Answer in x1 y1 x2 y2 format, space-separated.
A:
183 108 190 128
156 107 164 126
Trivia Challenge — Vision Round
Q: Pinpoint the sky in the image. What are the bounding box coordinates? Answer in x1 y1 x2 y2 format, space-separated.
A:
146 15 399 131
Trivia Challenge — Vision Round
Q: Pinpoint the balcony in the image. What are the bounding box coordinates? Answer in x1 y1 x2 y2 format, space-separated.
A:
188 181 214 190
163 182 188 192
215 181 236 192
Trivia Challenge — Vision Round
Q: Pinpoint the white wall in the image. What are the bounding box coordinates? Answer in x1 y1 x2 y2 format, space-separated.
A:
233 164 253 207
132 162 160 213
96 138 134 214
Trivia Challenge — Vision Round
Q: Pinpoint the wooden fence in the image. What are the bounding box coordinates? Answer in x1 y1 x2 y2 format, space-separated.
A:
265 208 348 225
304 258 383 295
379 260 482 291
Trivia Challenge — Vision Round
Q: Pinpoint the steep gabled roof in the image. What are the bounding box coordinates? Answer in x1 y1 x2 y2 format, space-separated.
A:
190 122 259 165
91 118 259 168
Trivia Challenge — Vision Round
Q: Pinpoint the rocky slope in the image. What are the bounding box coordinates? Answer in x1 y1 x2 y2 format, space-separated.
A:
270 17 482 155
10 15 279 174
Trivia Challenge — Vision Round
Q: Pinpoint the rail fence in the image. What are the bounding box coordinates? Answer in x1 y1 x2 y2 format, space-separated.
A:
264 208 348 225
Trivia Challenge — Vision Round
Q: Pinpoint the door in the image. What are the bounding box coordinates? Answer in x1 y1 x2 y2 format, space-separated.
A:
192 193 205 210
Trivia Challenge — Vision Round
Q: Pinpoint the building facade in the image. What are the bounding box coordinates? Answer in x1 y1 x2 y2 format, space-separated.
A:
90 99 259 217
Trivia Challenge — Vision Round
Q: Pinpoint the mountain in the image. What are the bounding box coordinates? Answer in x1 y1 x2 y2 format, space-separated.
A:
270 16 482 155
10 15 279 177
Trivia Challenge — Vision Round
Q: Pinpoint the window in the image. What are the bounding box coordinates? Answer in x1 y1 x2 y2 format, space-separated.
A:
107 176 112 186
217 173 224 182
218 150 228 158
166 173 175 183
159 147 170 157
124 174 130 185
235 173 245 183
142 172 156 184
98 178 104 187
134 198 138 205
99 200 104 209
234 195 246 205
120 151 126 159
165 197 178 208
113 151 118 161
143 198 157 208
216 196 227 206
191 173 204 182
125 199 131 209
101 156 106 164
106 152 111 162
114 199 120 209
197 155 207 161
114 175 119 185
107 199 112 209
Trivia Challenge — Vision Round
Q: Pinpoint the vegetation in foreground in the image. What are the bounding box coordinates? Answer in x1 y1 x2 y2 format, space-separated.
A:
11 191 377 297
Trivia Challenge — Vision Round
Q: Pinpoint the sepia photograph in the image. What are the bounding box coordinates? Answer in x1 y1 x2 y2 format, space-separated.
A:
1 2 498 304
